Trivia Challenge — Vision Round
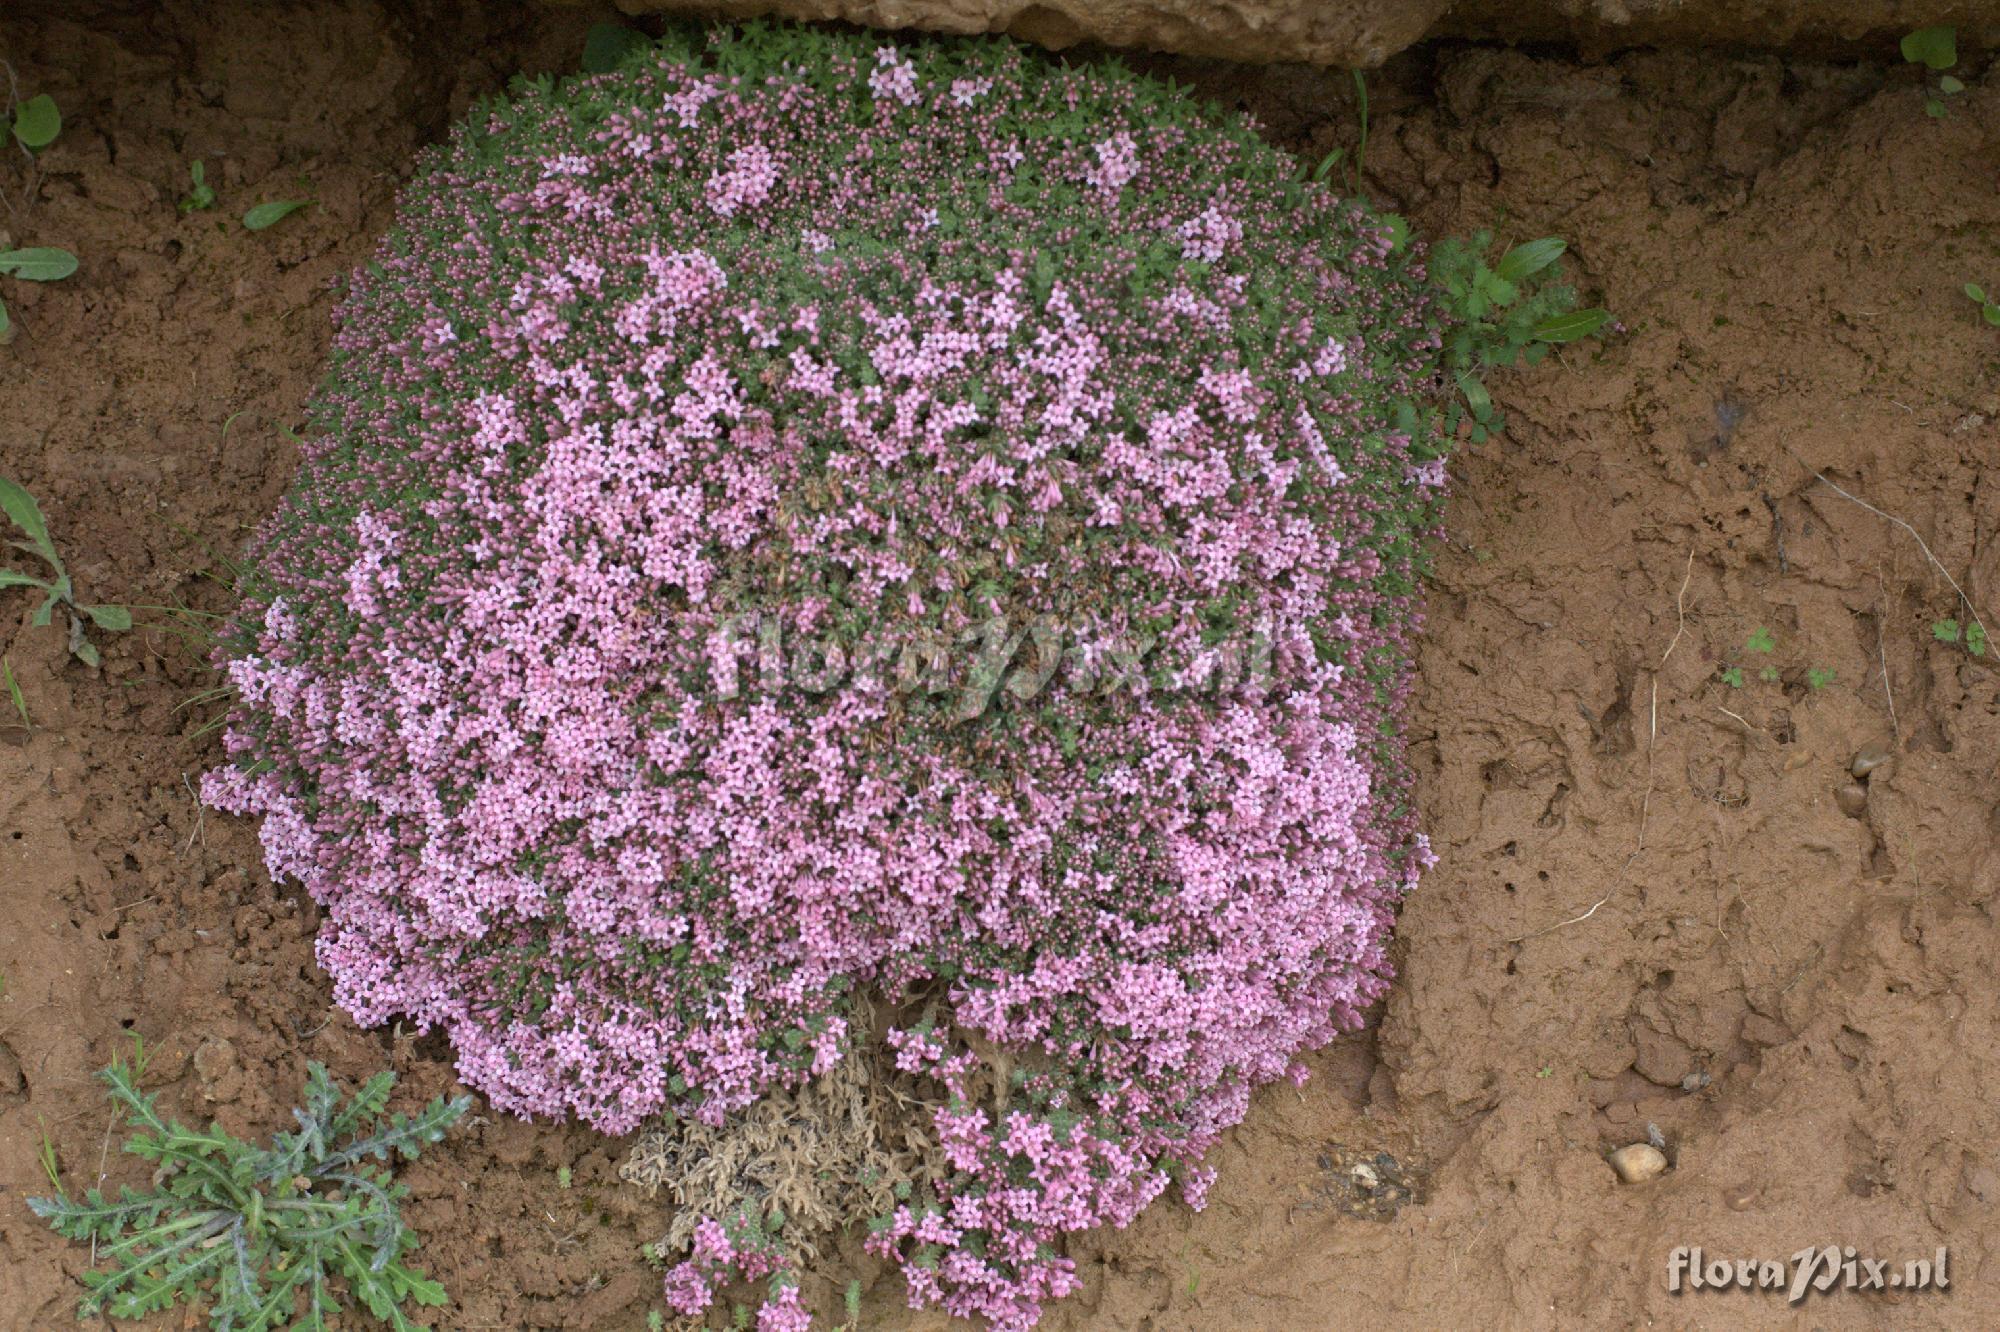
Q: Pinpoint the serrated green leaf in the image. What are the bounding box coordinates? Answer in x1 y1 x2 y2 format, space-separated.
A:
1532 308 1611 343
1969 623 1989 656
1901 25 1957 70
0 247 79 281
1934 618 1962 642
1745 626 1775 654
243 200 309 231
11 93 60 149
1494 236 1566 283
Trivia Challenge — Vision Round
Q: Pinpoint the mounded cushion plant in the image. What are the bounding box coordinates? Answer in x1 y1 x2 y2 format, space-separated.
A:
206 23 1580 1329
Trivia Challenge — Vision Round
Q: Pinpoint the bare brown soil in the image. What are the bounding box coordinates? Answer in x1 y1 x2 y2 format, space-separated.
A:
2 5 1996 1329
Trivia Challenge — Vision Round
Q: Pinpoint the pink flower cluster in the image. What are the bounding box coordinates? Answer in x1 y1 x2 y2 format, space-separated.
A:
206 25 1447 1329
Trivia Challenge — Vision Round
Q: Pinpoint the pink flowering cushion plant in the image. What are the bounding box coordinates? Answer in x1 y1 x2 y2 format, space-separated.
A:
207 23 1453 1329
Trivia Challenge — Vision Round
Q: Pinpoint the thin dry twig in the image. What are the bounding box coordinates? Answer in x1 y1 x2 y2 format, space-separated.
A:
1812 472 1990 643
1874 604 1900 744
1510 548 1694 942
180 772 206 853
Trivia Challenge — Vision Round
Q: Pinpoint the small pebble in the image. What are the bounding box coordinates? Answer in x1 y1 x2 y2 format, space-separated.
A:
1849 743 1892 781
192 1037 236 1081
1833 782 1868 818
1609 1143 1668 1184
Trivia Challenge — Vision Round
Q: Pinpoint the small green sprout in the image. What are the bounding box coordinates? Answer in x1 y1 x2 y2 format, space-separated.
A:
555 1164 572 1189
0 247 80 342
30 1054 469 1330
179 160 216 214
1902 26 1960 117
647 1311 667 1332
2 656 26 727
37 1126 62 1192
242 199 309 231
1720 665 1745 689
1807 666 1837 691
9 91 59 150
1933 618 1989 656
1744 626 1776 654
0 475 131 667
1964 283 2000 328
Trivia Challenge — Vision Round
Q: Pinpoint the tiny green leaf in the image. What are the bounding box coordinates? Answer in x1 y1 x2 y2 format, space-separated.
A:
1745 626 1775 654
242 200 309 231
1939 74 1966 94
0 247 80 281
1984 304 2000 327
1494 236 1566 283
1933 619 1962 643
0 295 10 341
1968 284 1989 304
0 568 49 590
1900 25 1957 71
1968 622 1989 657
1721 665 1744 689
1925 97 1948 119
83 605 132 632
1456 373 1492 424
582 23 650 74
11 93 60 150
1532 308 1611 343
0 475 60 567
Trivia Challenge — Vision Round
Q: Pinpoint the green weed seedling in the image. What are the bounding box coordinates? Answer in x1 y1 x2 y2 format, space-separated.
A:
1 74 76 340
31 1052 470 1330
179 160 216 214
0 244 79 344
1964 282 2000 329
2 655 26 726
242 199 309 231
1933 617 1990 656
1717 625 1835 692
1428 231 1610 443
8 85 59 150
1902 26 1962 117
0 475 130 666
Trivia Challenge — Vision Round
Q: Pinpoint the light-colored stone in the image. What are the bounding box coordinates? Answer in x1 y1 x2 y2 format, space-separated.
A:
1850 742 1893 781
1608 1142 1668 1184
1834 781 1869 818
567 0 2000 68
